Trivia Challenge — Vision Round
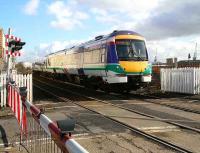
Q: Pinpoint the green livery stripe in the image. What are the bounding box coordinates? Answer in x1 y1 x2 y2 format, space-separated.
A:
47 64 124 73
106 64 125 74
46 63 152 75
84 67 105 70
143 64 152 75
84 64 125 73
47 67 63 70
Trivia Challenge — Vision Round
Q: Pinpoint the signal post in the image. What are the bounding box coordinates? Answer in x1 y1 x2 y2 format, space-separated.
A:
5 28 25 81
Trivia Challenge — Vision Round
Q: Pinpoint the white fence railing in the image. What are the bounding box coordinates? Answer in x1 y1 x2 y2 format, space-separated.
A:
12 73 33 103
0 72 32 107
161 68 200 94
0 72 6 107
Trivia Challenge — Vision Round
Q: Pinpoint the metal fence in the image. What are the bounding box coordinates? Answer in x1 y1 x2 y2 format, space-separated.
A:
161 68 200 94
20 115 66 153
8 82 88 153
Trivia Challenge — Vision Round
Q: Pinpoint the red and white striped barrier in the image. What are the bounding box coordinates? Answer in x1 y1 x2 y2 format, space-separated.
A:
23 100 88 153
7 83 88 153
7 83 27 132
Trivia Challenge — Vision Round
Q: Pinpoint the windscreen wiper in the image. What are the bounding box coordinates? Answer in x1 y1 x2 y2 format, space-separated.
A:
129 45 143 61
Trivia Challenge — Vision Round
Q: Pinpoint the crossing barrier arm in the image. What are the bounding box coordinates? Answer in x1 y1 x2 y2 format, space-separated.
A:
8 83 89 153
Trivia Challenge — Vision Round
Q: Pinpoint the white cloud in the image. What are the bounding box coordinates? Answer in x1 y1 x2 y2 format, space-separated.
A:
85 0 159 25
81 0 200 41
18 40 84 62
48 1 89 30
83 0 200 62
20 0 200 63
136 0 200 40
90 8 120 25
78 0 158 14
24 0 40 15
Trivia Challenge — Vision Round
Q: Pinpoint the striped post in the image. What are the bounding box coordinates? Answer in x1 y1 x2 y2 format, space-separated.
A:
7 82 26 134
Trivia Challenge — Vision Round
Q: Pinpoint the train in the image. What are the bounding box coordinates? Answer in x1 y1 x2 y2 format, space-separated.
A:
35 30 152 92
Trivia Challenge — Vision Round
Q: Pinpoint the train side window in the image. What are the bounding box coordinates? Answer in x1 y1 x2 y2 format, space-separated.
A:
93 49 100 63
84 51 92 64
101 55 104 63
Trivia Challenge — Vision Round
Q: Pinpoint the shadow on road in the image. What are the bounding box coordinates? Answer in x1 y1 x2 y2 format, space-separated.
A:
0 125 8 147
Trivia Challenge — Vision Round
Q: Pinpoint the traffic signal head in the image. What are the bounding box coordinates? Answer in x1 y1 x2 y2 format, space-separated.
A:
5 34 25 56
9 40 26 53
11 46 22 52
16 42 26 46
8 40 17 47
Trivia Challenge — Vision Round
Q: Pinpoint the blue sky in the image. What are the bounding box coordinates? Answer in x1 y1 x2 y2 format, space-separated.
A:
1 0 200 62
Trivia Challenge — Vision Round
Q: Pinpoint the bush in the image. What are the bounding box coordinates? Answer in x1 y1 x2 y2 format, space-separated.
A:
15 63 32 74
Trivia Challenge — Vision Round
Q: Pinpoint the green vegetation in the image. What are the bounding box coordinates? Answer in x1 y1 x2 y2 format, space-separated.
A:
15 63 32 74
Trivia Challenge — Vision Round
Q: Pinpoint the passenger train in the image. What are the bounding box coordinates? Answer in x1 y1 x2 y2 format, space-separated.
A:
36 30 152 92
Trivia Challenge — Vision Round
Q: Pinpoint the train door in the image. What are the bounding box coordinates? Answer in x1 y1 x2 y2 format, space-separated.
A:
100 42 107 76
79 52 84 69
78 47 85 68
78 47 84 75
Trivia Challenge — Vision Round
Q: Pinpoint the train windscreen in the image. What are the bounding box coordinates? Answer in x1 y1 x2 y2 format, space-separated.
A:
116 39 148 61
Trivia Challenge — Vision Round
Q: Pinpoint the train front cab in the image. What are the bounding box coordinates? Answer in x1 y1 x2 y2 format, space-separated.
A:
116 34 151 89
103 33 152 91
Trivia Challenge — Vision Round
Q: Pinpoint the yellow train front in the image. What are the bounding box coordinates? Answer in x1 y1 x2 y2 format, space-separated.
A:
104 30 152 91
44 30 152 92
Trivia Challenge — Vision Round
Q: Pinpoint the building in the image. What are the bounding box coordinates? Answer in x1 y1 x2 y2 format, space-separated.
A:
178 60 200 68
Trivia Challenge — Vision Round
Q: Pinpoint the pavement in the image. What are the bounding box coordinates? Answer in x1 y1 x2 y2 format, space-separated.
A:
0 108 13 118
78 101 178 132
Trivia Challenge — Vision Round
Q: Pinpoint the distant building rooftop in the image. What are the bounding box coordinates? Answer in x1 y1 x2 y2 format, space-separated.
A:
178 60 200 67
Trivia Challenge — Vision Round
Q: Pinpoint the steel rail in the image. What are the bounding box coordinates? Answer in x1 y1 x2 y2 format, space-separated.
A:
124 92 200 114
38 75 200 115
144 98 200 114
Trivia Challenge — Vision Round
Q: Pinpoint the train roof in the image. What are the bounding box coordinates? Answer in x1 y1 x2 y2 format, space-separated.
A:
80 30 143 47
47 30 143 57
108 30 142 37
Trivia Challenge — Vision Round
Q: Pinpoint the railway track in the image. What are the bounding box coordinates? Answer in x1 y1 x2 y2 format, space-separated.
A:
33 77 200 153
38 75 200 115
35 76 200 130
122 92 200 115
